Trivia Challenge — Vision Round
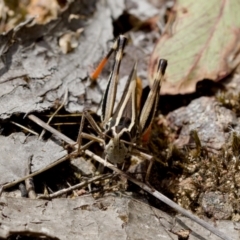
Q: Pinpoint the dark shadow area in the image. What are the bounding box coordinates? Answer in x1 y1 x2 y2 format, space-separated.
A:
6 233 59 240
141 79 226 115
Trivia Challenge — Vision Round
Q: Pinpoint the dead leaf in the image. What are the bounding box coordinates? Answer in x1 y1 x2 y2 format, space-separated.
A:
0 0 27 32
149 0 240 94
27 0 61 24
0 132 66 185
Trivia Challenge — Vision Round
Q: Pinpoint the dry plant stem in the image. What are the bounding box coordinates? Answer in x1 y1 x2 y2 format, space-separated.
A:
76 109 85 153
11 121 39 136
85 150 231 240
51 122 79 126
29 114 76 144
25 178 36 199
77 110 104 141
24 155 37 199
76 110 105 155
45 113 82 117
28 114 103 145
39 90 68 139
145 159 154 183
37 174 112 199
28 114 230 240
133 149 154 183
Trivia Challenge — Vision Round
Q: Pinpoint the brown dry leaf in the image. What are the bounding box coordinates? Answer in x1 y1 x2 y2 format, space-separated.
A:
27 0 61 24
0 0 27 32
149 0 240 94
0 0 63 31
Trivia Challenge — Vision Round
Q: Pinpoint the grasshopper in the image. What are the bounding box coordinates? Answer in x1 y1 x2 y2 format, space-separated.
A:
78 35 167 175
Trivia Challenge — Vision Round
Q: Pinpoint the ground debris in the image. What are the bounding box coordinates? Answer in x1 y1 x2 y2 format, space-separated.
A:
167 96 237 151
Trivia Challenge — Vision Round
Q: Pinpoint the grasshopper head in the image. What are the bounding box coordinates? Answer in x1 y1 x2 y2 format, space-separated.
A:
104 123 133 164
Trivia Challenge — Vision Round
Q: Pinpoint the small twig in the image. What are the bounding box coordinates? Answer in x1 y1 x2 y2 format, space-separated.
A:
25 155 37 199
39 90 68 139
11 121 39 136
51 122 79 126
132 149 153 160
37 173 112 199
44 113 82 117
29 114 104 145
28 114 76 145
